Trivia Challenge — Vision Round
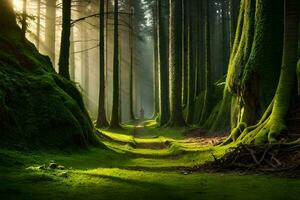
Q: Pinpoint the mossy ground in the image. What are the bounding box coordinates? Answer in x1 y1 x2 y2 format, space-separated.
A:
1 120 300 200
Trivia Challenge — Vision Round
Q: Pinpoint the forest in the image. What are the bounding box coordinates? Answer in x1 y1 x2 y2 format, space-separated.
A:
0 0 300 199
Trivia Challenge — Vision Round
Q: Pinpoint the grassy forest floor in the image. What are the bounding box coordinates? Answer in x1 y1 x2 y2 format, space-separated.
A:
1 120 300 200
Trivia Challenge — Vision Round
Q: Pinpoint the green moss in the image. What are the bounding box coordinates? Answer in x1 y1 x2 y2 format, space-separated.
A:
0 27 97 149
225 0 283 127
1 145 300 200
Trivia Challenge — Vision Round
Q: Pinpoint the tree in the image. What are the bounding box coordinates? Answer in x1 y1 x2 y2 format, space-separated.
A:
182 0 189 109
221 0 284 143
157 0 170 126
129 1 135 120
168 0 185 127
186 0 197 125
221 0 230 74
199 0 212 124
97 0 109 128
45 0 56 65
21 0 27 40
230 0 300 144
36 0 41 49
58 0 71 80
153 2 159 117
110 0 121 129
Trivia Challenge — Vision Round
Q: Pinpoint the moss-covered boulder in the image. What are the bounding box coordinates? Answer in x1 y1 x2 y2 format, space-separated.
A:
0 19 98 149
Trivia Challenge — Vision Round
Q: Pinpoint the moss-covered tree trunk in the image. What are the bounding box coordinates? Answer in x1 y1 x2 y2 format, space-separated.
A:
158 0 170 126
222 0 300 144
260 0 300 143
97 0 109 128
58 0 71 80
168 0 185 127
206 0 283 135
225 0 283 133
110 0 121 129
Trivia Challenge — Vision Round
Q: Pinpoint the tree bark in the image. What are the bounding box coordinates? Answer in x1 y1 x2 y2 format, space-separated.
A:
264 0 300 143
58 0 71 80
199 0 212 124
158 0 170 126
110 0 121 129
97 0 109 128
21 0 27 40
129 1 135 120
168 0 185 127
186 0 196 125
153 3 159 118
36 0 41 49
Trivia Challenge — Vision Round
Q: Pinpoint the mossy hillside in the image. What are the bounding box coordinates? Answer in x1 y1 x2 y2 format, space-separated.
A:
0 29 98 149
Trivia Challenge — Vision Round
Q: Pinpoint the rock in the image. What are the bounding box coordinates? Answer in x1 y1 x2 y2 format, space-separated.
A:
49 163 58 169
57 165 65 170
58 172 68 178
181 170 189 175
39 165 46 170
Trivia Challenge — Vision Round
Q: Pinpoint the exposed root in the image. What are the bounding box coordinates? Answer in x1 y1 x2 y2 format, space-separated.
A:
198 143 300 173
223 100 279 145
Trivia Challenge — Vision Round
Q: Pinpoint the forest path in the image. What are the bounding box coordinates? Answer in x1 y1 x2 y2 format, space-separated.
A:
2 120 300 200
2 127 300 200
98 119 227 157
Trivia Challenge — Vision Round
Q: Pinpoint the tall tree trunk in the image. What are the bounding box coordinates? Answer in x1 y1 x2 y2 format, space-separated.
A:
21 0 27 40
158 0 170 126
186 0 196 125
110 0 121 129
221 0 230 75
168 0 185 127
195 0 205 96
45 0 56 66
182 0 188 109
105 0 110 117
97 0 109 128
69 29 75 80
129 2 135 120
263 0 299 143
199 0 212 124
221 0 283 143
58 0 71 80
36 0 41 49
153 3 159 118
